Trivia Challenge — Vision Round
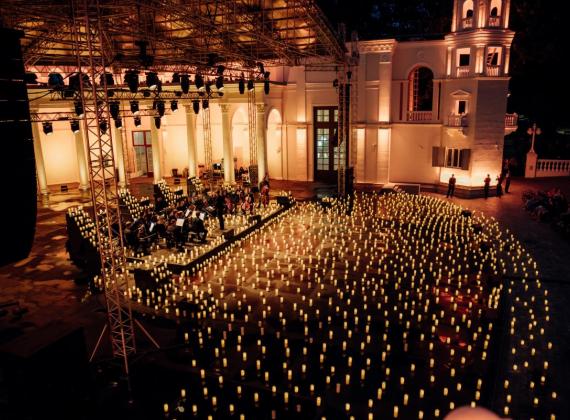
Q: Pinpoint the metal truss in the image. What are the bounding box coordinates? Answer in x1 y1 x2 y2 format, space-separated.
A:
71 0 135 376
0 1 347 70
202 106 213 185
29 109 171 123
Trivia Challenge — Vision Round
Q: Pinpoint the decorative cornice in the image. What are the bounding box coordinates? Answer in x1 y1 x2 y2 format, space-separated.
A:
358 40 396 54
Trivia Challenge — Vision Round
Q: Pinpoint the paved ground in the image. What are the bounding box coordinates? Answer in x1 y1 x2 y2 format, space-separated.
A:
0 176 568 418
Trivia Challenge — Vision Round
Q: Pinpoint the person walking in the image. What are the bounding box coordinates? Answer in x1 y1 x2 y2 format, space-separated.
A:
484 174 491 199
504 170 511 193
446 174 456 198
496 175 503 198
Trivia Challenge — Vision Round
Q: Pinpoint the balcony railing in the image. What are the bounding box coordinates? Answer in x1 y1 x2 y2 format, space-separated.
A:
447 114 468 127
486 65 501 76
536 159 570 177
488 16 501 27
462 17 473 29
505 113 518 128
456 66 471 78
407 111 433 122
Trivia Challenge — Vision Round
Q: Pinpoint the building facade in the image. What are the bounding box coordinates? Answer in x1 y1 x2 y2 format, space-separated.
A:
29 0 515 195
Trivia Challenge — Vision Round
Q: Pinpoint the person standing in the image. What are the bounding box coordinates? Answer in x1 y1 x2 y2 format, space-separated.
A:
504 170 511 193
484 174 491 199
496 175 503 198
215 192 226 231
446 174 456 198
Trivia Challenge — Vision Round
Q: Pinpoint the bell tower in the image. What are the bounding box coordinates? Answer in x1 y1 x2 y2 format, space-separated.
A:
439 0 515 191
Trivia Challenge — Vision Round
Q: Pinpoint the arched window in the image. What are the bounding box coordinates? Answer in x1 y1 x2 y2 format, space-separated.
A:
490 7 498 16
408 67 434 112
490 0 501 16
463 0 474 18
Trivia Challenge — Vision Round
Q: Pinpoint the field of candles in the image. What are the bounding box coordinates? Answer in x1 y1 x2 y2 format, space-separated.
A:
133 192 554 419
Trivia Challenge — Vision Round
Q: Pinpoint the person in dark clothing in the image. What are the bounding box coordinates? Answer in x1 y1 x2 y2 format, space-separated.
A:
155 196 167 213
504 171 511 193
496 175 503 198
447 174 456 198
215 192 226 230
484 174 491 199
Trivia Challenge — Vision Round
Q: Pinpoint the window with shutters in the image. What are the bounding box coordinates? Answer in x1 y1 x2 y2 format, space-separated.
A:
445 148 471 169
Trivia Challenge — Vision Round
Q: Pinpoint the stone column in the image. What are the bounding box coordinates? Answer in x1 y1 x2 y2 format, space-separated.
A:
256 103 268 181
113 123 127 187
74 127 90 191
220 103 234 183
184 105 198 178
150 118 162 184
31 120 49 197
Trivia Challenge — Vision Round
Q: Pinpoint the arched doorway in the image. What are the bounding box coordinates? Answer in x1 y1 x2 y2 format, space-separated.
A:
266 108 283 179
231 107 250 173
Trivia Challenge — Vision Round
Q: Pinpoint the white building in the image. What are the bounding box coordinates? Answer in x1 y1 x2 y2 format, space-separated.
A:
29 0 516 197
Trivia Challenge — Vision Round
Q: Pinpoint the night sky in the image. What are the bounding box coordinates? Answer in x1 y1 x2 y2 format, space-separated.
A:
318 0 570 163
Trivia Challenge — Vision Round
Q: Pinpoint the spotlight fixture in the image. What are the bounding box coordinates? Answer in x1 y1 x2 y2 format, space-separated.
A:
130 100 140 115
155 100 166 117
171 72 181 83
115 117 123 129
109 101 120 120
146 71 159 90
74 101 84 117
42 121 53 135
180 74 190 94
205 81 212 95
202 99 209 110
100 72 114 86
192 99 200 115
247 78 254 92
24 72 38 84
68 72 85 91
170 100 178 112
154 116 161 129
238 74 245 95
195 73 204 91
264 71 270 95
257 62 265 75
124 70 139 93
215 75 224 91
134 116 141 127
47 73 64 90
70 120 80 134
99 120 108 135
142 89 151 98
216 65 225 76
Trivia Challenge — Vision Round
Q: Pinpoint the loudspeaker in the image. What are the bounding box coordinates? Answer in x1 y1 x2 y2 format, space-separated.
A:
0 29 36 266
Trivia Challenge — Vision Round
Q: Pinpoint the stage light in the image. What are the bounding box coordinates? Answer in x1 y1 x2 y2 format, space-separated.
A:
134 116 141 127
202 99 209 110
70 120 80 134
155 100 166 117
69 72 90 90
47 73 64 90
192 99 200 115
124 70 139 93
24 72 38 84
264 71 270 95
146 71 159 90
205 81 212 95
170 100 178 112
42 122 53 135
216 65 225 76
215 76 224 91
238 73 245 95
142 89 151 98
99 120 108 135
115 117 122 129
172 72 180 83
195 74 205 91
247 78 254 92
257 62 265 75
154 116 161 129
180 74 190 94
130 100 140 115
74 101 84 117
100 72 114 86
110 101 120 120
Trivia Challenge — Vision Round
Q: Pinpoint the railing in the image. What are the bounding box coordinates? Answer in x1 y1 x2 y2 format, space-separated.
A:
535 159 570 177
486 65 501 77
447 114 468 127
462 17 473 29
407 111 433 122
488 16 501 27
505 113 518 128
456 66 471 78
